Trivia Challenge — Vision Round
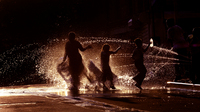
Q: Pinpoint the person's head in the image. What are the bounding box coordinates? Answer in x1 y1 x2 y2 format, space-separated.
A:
166 19 174 28
192 27 200 39
68 32 76 41
102 44 110 52
134 38 142 47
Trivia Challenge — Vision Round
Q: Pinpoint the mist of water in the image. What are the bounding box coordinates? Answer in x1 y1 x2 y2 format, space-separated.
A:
0 36 190 90
37 37 185 90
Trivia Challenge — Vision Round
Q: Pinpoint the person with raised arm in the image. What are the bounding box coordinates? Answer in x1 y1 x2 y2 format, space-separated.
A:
100 44 121 90
60 32 92 92
132 38 150 90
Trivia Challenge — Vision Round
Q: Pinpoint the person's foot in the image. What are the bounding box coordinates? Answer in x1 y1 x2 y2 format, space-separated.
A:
135 83 142 90
110 85 116 89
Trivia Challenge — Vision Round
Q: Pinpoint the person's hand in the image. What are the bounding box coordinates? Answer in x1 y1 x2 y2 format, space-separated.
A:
149 42 152 45
117 46 121 50
115 46 121 52
149 38 153 45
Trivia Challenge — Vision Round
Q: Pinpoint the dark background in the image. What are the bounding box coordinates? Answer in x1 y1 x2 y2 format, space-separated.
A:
0 0 109 53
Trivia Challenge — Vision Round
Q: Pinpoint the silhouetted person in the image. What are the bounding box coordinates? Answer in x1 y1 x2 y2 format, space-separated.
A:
101 44 121 90
166 19 189 82
190 27 200 83
60 32 91 92
132 38 150 90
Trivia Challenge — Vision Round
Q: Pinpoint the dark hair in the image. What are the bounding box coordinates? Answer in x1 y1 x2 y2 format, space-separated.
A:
102 44 110 52
134 38 142 47
68 32 75 41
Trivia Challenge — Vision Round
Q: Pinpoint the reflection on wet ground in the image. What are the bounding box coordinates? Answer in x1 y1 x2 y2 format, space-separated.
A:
0 84 146 112
0 84 200 111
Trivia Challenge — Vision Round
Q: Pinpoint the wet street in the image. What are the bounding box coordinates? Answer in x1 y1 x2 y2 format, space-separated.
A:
0 84 200 112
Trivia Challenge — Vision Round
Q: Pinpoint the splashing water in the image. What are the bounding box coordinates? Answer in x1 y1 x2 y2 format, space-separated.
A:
0 37 189 90
37 37 185 90
0 43 48 86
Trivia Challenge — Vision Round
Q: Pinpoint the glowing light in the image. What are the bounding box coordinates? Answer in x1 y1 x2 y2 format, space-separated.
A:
150 38 153 47
0 86 69 96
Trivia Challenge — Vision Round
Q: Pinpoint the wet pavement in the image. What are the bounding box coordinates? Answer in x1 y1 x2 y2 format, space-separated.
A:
0 84 200 112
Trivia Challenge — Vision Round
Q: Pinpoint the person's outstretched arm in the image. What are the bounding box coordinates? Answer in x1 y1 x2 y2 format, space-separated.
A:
62 52 67 62
78 42 92 51
144 42 151 52
61 44 68 65
113 46 121 54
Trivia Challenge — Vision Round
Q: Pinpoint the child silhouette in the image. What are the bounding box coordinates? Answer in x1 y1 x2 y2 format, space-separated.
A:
100 44 121 90
132 38 150 90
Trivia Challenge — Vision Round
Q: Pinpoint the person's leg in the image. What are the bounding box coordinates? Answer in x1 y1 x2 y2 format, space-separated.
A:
109 76 116 89
174 48 188 81
106 68 116 89
70 73 79 90
133 64 147 89
101 72 108 90
137 70 146 85
190 62 196 83
70 63 83 90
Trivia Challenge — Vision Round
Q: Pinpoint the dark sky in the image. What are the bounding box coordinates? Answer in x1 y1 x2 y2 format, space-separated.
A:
0 0 107 50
